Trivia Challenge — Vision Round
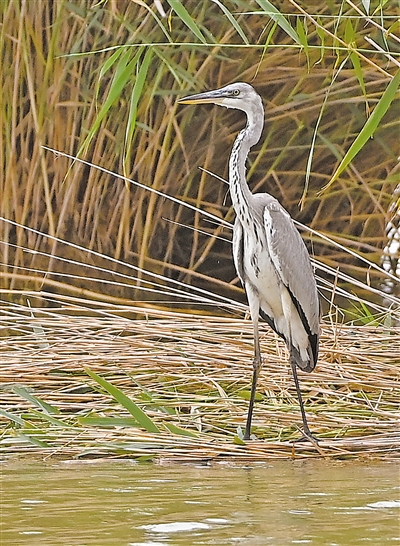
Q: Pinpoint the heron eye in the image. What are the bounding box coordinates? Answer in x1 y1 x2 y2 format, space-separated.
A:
232 89 240 96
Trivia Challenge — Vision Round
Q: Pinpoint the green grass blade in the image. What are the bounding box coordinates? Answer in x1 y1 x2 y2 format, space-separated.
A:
79 47 144 157
301 57 347 207
345 19 368 113
166 0 208 44
27 409 74 428
255 0 301 45
0 409 26 427
233 434 246 445
315 16 325 63
163 422 198 437
84 369 160 433
255 20 278 77
211 0 249 44
96 47 124 102
137 389 176 416
124 48 154 164
12 386 60 415
135 0 172 42
153 48 194 87
325 69 400 190
16 433 49 448
349 49 368 108
78 416 140 427
296 16 309 68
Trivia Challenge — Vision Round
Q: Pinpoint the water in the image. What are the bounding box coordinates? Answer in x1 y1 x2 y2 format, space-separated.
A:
1 459 399 545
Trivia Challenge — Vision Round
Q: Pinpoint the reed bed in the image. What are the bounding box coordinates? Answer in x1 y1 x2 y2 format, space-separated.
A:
1 2 399 462
1 302 399 461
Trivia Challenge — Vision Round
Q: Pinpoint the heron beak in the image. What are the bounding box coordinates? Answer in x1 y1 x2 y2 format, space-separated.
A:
177 89 226 105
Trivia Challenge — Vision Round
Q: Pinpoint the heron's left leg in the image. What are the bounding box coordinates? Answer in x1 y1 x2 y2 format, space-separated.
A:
244 309 262 440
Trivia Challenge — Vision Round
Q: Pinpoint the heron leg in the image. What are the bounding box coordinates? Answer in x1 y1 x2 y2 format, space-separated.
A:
244 314 262 440
290 361 318 444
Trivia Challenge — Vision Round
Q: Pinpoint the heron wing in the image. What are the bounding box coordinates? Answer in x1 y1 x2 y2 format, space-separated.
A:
263 199 319 363
233 215 284 338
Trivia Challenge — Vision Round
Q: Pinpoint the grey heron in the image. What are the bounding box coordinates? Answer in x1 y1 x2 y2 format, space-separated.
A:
178 83 320 441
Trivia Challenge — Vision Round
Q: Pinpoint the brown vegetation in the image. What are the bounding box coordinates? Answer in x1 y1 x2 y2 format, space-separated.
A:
1 1 399 459
1 1 399 307
1 309 399 460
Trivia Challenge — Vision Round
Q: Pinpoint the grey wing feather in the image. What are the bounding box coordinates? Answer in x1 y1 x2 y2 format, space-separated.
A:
263 200 319 337
233 214 284 337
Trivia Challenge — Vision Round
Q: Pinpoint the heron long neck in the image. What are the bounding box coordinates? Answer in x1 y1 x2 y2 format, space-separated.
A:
229 110 264 221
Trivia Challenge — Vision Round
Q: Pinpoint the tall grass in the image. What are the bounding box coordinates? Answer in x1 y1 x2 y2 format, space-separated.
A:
1 0 399 313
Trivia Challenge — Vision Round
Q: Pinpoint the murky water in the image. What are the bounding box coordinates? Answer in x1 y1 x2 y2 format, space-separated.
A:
1 459 399 545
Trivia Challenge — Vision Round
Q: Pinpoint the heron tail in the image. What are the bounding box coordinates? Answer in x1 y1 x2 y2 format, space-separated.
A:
260 309 318 373
290 335 318 373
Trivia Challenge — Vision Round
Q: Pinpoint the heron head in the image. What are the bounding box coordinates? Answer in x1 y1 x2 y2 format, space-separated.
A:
177 82 263 117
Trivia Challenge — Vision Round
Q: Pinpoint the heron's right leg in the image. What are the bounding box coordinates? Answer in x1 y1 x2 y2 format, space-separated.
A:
244 309 262 440
290 360 318 445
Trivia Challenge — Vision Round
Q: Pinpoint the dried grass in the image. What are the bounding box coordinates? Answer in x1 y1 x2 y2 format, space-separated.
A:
1 302 399 461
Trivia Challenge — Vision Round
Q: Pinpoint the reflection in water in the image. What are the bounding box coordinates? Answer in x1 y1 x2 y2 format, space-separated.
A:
1 459 399 545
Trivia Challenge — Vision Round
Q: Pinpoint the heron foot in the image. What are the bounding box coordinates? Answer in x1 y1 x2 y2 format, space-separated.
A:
293 429 319 446
239 425 255 442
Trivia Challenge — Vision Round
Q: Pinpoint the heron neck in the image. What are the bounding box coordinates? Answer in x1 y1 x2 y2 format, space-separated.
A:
229 113 263 216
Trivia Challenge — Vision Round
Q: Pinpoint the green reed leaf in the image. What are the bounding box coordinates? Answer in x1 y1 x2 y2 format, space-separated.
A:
325 69 400 189
255 0 301 45
166 0 208 44
12 386 60 415
85 369 161 433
